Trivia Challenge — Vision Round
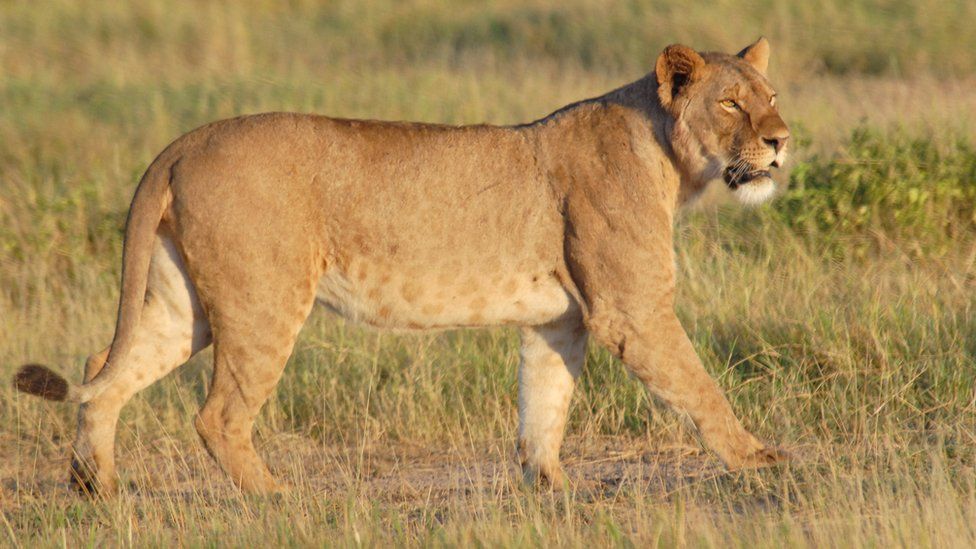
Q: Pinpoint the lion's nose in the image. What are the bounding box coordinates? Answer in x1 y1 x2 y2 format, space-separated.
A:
762 132 789 154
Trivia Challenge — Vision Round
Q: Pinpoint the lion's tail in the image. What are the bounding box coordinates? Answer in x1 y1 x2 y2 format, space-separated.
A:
13 158 172 404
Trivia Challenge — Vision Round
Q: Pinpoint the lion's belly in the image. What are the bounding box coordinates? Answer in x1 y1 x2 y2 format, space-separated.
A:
314 262 575 330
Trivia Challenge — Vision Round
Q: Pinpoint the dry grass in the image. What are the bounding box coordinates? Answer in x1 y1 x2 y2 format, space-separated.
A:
3 1 976 546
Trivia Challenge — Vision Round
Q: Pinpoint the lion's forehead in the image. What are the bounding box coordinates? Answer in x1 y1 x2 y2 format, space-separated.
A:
720 80 775 102
713 70 775 103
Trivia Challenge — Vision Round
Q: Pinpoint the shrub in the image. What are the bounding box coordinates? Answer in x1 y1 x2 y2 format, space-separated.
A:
773 129 976 254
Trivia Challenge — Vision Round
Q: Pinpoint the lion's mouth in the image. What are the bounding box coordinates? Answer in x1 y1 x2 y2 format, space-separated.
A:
723 167 772 190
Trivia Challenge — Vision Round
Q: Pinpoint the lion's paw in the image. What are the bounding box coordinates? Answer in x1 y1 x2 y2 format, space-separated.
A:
738 446 792 469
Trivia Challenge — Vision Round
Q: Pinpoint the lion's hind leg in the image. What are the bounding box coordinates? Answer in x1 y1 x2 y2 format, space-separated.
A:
71 234 211 496
193 327 302 494
188 256 320 494
192 294 316 494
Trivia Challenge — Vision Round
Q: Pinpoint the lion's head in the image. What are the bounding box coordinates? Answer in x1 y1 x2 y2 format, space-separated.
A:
655 38 790 205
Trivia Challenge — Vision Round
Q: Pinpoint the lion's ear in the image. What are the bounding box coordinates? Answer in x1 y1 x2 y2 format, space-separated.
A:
655 44 705 109
737 37 770 75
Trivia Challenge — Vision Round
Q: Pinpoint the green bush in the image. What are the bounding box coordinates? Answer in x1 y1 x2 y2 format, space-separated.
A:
773 129 976 253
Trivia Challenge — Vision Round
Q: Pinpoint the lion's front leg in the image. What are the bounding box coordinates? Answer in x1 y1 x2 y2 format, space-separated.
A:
588 306 786 469
561 196 786 469
517 314 588 487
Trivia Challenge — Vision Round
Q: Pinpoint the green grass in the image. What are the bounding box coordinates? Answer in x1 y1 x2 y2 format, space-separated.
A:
3 1 976 546
774 129 976 254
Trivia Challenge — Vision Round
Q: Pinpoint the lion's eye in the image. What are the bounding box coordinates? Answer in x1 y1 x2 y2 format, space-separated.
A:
720 99 739 110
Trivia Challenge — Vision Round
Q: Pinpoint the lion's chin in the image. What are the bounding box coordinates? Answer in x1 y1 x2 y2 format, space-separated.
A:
731 177 776 205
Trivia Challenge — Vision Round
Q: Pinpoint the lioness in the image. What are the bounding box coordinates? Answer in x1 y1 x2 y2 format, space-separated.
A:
15 38 790 495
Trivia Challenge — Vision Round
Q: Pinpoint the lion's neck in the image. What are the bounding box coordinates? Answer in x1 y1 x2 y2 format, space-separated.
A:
607 76 724 203
527 75 715 209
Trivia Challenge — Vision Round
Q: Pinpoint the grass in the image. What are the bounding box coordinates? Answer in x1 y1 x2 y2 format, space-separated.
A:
3 1 976 546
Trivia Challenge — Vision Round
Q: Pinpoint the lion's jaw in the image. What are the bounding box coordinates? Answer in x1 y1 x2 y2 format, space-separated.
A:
721 150 782 206
730 176 776 205
669 119 782 207
724 141 788 205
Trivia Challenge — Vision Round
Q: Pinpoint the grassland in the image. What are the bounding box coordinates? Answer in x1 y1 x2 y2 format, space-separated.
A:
2 1 976 546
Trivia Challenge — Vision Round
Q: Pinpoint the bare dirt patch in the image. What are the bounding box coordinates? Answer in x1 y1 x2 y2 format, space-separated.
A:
2 434 724 509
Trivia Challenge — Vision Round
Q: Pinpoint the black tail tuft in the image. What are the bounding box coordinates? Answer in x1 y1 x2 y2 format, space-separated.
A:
13 363 69 401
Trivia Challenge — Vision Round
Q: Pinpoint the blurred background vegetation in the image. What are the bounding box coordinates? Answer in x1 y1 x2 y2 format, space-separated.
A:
2 1 976 546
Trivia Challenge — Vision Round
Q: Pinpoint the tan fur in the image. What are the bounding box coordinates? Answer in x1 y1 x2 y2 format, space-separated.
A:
14 39 790 495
